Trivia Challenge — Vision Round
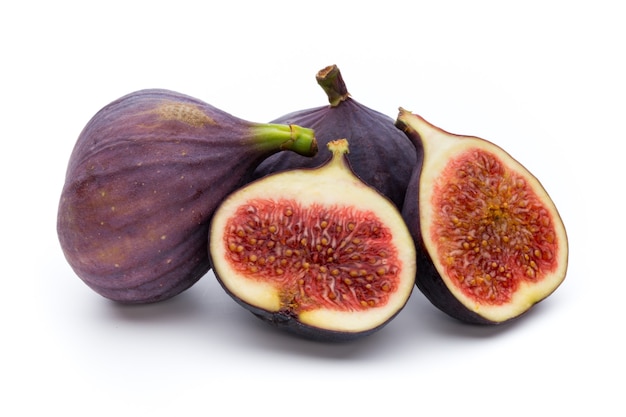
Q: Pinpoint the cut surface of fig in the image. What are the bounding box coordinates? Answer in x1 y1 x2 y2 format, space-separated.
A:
210 139 416 340
57 89 317 304
397 108 568 324
253 65 416 209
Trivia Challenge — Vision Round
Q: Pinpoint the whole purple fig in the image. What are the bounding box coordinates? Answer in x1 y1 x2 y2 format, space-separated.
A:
254 65 416 208
57 89 317 304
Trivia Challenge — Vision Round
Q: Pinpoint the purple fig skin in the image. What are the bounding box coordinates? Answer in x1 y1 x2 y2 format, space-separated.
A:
253 65 416 209
57 89 317 304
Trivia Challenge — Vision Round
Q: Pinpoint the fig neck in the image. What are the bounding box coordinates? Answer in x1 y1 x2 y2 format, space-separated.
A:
395 108 441 148
318 138 353 178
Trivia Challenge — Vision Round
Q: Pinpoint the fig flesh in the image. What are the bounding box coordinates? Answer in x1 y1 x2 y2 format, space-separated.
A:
254 65 416 209
396 108 568 324
209 139 416 341
57 89 317 304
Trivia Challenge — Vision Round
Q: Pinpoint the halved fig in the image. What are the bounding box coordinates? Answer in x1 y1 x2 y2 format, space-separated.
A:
209 139 416 341
396 108 568 324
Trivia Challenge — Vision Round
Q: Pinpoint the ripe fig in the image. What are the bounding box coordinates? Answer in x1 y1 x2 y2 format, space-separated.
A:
254 65 416 209
57 89 317 304
396 108 568 324
209 139 416 341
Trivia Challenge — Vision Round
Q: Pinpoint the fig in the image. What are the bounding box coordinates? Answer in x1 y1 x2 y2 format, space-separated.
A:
209 139 416 341
396 108 568 324
254 65 416 209
57 89 317 304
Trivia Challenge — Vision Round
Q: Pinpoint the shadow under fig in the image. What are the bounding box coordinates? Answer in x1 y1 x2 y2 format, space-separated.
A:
223 310 407 361
416 293 555 340
94 274 558 359
103 291 206 323
99 275 218 326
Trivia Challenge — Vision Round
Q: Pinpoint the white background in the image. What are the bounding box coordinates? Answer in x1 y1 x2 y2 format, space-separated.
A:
2 1 622 415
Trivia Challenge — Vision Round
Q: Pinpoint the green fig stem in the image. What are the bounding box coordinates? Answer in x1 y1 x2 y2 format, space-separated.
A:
316 65 350 107
252 123 318 157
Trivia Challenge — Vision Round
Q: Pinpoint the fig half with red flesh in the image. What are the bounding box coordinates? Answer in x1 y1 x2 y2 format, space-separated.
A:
209 139 416 340
396 108 568 324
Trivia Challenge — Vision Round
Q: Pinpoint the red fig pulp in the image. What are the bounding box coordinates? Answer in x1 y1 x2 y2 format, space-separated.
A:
57 89 317 304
